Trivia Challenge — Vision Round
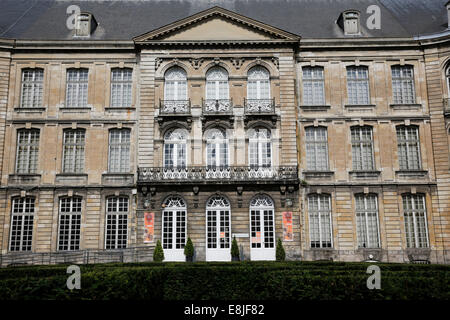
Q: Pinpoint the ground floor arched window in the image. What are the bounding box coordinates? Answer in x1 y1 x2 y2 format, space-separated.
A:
205 195 231 261
162 196 187 261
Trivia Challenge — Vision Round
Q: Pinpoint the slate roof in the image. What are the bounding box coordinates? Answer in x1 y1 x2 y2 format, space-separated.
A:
0 0 448 41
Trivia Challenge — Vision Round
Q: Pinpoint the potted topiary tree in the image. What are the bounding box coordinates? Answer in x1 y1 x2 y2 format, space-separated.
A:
231 236 240 261
276 238 286 261
153 240 165 262
184 237 194 262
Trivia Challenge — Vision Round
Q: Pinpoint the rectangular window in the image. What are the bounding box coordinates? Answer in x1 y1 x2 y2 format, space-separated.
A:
105 197 128 249
58 197 82 251
111 68 132 107
16 129 39 174
108 129 131 173
403 194 429 248
9 197 35 252
355 194 380 248
397 126 421 170
63 129 85 173
351 126 375 171
305 127 328 171
308 194 332 248
66 68 88 108
347 66 370 105
392 65 415 104
302 67 325 105
20 69 44 108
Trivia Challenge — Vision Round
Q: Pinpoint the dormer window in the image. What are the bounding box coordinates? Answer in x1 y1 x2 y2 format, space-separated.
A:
75 12 97 37
338 10 361 36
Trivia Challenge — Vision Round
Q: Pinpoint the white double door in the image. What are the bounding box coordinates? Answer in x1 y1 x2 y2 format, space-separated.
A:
206 209 231 261
162 210 186 262
250 208 275 261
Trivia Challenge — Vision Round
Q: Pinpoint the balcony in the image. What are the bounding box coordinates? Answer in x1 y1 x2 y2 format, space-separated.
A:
202 99 233 115
159 99 191 115
444 98 450 116
244 98 275 114
137 166 298 185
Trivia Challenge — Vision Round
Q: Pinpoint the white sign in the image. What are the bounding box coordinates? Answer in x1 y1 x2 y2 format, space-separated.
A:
232 233 249 238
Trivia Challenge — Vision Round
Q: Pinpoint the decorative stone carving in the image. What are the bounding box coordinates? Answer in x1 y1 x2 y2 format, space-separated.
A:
231 57 245 69
189 58 204 70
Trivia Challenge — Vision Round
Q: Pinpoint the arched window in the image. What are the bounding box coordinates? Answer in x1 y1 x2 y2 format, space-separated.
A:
163 128 188 168
249 194 275 260
162 196 187 261
164 67 187 101
249 127 272 168
247 66 270 100
206 195 231 261
206 128 228 168
403 193 429 248
206 67 229 100
396 125 421 170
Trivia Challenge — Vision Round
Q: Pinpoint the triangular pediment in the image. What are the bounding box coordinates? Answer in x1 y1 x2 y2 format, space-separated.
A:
134 6 300 43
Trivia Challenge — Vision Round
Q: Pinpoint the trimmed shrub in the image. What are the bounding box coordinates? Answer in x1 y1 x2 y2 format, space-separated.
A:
184 238 194 260
0 261 448 300
231 237 240 260
276 238 286 261
153 240 164 262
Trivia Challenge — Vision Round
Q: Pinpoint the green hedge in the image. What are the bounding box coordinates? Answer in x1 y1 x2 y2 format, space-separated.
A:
0 261 448 300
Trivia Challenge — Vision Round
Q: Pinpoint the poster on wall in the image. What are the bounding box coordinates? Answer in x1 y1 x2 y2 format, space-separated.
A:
251 231 262 244
144 212 154 243
282 211 293 241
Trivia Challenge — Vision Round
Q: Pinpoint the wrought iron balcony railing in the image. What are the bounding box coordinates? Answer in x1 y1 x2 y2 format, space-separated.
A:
138 166 298 183
202 99 233 114
159 99 191 115
244 98 275 114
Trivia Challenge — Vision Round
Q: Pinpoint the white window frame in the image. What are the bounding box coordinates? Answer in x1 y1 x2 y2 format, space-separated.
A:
105 196 128 250
248 127 272 168
16 129 40 174
9 197 35 252
247 66 270 100
110 68 132 107
355 194 381 248
58 196 82 251
249 195 275 261
302 66 325 106
206 196 231 261
206 128 229 168
396 126 422 171
206 67 229 100
62 129 85 173
305 126 329 171
162 196 187 261
164 67 188 101
351 126 375 171
108 128 131 173
347 66 370 105
66 68 89 108
20 68 44 108
163 128 188 168
308 194 333 248
403 194 429 249
392 65 416 105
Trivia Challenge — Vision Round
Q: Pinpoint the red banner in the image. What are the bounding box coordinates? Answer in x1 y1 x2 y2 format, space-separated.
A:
144 212 154 243
282 211 293 241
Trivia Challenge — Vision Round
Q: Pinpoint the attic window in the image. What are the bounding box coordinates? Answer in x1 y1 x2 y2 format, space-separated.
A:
339 10 361 36
75 13 97 37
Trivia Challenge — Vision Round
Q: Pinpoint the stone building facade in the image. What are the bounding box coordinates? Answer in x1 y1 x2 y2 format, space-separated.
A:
0 0 448 264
